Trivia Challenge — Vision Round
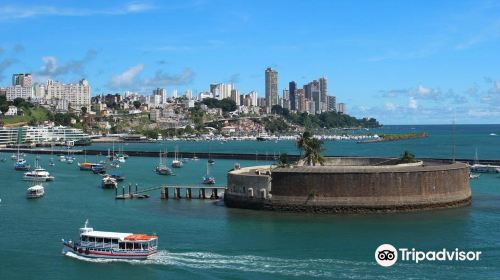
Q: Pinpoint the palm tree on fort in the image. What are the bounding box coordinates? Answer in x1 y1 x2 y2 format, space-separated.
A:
297 131 325 166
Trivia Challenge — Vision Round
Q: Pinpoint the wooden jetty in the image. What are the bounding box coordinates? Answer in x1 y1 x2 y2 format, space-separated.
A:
115 184 226 200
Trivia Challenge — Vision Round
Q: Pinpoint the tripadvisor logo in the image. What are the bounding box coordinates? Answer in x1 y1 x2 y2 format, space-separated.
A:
375 244 482 267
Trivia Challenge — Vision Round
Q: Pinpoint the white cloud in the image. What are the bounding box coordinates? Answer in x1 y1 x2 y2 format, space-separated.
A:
110 64 144 87
408 97 418 109
385 102 397 111
0 2 154 20
417 85 431 95
467 108 500 117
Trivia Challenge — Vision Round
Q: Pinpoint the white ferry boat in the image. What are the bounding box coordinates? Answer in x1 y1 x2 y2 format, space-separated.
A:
62 220 158 260
26 184 45 198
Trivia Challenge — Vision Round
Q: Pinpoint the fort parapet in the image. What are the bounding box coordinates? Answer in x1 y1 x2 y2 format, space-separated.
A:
224 157 471 213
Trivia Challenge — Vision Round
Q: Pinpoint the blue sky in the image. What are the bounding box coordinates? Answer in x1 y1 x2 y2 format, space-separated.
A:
1 0 500 124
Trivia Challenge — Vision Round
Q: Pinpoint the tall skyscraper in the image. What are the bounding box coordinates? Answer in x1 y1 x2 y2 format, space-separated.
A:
289 81 296 111
296 89 305 113
303 83 311 100
319 77 328 112
327 95 336 112
265 67 278 110
309 80 321 114
230 89 240 105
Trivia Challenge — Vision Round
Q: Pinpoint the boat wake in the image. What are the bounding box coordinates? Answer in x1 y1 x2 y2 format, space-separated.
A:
64 250 376 278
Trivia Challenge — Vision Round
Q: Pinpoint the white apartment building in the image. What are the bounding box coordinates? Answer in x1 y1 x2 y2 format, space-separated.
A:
45 79 91 108
6 85 33 100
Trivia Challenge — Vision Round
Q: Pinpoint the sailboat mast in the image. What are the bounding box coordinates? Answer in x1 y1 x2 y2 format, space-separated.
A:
451 119 456 163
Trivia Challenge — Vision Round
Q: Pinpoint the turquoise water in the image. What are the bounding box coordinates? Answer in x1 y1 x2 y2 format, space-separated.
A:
92 125 500 160
1 125 500 279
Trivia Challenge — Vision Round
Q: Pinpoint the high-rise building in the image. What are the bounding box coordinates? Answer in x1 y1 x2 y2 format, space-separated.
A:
230 89 240 105
310 80 321 114
6 85 33 101
265 67 278 109
248 91 258 107
184 89 192 100
289 81 296 111
327 95 336 112
12 73 32 87
6 73 33 101
257 97 267 108
172 89 178 98
153 88 166 105
303 83 311 100
319 77 328 112
210 83 233 100
45 79 91 108
337 102 346 114
282 89 290 109
296 89 305 113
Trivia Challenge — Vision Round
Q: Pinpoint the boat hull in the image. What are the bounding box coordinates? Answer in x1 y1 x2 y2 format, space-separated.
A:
62 242 155 260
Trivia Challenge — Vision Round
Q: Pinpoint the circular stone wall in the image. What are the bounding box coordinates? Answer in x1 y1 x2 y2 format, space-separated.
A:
224 158 471 213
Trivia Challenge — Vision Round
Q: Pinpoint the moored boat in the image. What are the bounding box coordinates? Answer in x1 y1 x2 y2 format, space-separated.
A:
155 150 173 175
78 162 94 171
23 168 54 181
202 162 215 184
15 159 30 171
26 184 45 198
101 175 118 189
62 220 158 260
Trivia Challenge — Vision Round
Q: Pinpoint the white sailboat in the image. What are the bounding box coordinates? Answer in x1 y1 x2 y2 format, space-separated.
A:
470 148 500 173
171 146 183 168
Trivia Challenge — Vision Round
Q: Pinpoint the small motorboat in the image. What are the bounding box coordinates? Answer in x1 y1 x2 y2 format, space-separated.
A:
469 173 480 179
59 155 66 162
208 159 215 165
26 184 45 198
101 175 118 189
91 164 105 174
62 220 158 260
155 166 173 175
109 173 125 182
15 159 30 171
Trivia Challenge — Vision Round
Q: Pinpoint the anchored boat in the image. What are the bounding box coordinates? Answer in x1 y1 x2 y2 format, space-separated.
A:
62 220 158 260
26 184 45 198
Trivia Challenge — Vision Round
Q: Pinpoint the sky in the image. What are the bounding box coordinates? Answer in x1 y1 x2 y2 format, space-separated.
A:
0 0 500 124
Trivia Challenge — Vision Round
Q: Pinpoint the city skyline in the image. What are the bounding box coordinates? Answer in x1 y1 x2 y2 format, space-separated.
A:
1 0 500 124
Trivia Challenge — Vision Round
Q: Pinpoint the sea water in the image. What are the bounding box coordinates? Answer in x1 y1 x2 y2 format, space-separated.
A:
0 124 499 279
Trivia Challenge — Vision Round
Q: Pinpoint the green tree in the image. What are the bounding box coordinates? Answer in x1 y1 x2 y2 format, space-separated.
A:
399 151 417 163
297 131 325 166
277 153 289 167
133 101 141 109
81 106 87 114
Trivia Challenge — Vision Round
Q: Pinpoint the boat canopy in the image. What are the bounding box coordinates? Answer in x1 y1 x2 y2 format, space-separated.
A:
124 234 157 241
81 230 132 240
27 185 44 191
